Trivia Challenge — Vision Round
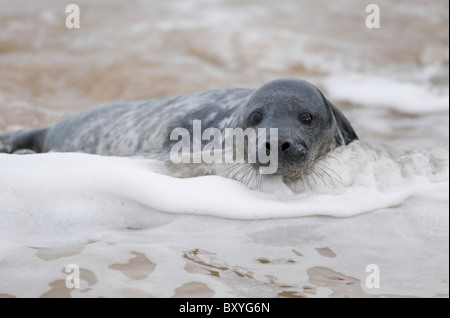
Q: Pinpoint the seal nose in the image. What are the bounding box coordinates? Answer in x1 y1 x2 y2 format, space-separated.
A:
265 140 292 156
265 139 305 158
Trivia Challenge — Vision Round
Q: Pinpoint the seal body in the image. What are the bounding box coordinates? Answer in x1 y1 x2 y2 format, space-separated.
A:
0 79 358 182
45 88 250 156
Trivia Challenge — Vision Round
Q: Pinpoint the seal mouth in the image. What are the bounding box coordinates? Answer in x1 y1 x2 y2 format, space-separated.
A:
256 152 310 175
225 137 343 191
282 153 344 192
225 160 321 191
269 163 312 181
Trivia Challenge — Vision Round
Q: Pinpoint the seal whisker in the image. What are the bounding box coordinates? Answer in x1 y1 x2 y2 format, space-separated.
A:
316 166 338 189
313 165 337 188
310 172 319 188
324 155 342 165
227 162 254 185
247 166 261 189
302 171 313 191
242 165 259 189
315 162 343 185
238 165 251 183
225 163 241 178
255 71 266 88
237 165 253 182
310 166 328 187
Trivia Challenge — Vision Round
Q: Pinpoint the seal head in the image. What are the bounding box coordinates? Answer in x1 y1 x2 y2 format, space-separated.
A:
232 78 358 182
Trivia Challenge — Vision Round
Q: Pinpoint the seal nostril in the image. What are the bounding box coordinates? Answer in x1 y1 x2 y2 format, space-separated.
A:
281 142 290 152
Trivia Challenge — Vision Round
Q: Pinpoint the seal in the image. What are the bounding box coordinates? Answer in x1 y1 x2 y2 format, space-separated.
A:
0 78 358 187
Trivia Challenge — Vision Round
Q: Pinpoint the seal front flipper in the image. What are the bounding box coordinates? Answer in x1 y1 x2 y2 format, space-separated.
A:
0 128 49 154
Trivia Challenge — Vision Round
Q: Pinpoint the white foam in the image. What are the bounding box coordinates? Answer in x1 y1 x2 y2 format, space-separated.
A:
321 74 449 114
0 142 447 239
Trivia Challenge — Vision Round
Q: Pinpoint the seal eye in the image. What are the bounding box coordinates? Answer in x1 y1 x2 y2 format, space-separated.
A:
249 111 263 125
299 113 313 126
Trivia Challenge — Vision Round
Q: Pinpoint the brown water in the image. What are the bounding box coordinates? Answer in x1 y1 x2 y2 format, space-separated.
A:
0 0 448 298
0 0 447 132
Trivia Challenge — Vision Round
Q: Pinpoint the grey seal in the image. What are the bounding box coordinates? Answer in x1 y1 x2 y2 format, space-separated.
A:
0 78 358 185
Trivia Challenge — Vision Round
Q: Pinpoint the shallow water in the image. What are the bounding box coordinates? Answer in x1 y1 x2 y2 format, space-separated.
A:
0 0 448 298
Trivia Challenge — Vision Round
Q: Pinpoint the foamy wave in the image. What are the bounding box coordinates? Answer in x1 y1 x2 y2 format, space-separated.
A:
321 74 449 114
0 142 447 228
